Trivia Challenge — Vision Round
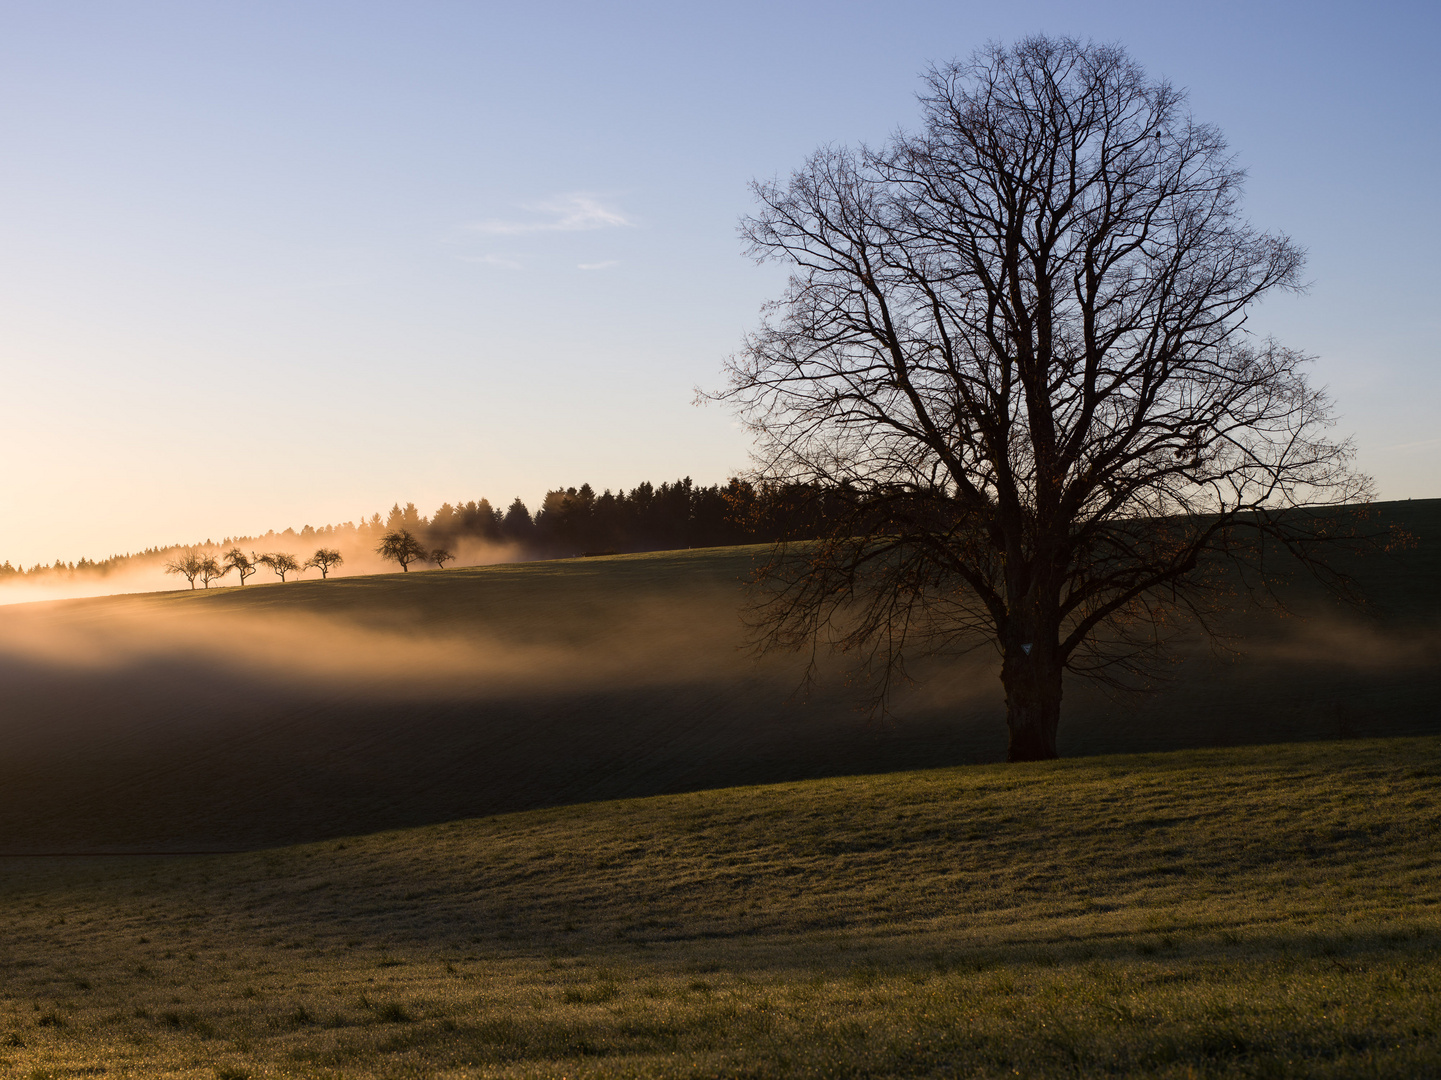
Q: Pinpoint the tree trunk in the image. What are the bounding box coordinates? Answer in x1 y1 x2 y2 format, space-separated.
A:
1001 647 1062 762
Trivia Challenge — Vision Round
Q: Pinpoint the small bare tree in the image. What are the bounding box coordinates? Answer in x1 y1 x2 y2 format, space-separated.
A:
377 529 426 572
257 552 302 582
163 549 206 590
197 553 227 588
715 36 1372 761
304 548 344 579
222 548 258 585
430 548 454 569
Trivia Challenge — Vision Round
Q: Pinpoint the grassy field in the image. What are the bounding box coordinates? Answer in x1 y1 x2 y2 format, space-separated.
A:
1 736 1438 1078
0 499 1436 854
0 499 1437 1075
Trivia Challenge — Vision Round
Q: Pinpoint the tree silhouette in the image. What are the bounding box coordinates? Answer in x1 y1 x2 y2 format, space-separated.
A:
304 548 344 579
501 498 534 545
430 547 454 569
377 529 426 571
222 548 257 586
163 549 205 589
716 36 1370 761
197 553 227 588
257 552 302 582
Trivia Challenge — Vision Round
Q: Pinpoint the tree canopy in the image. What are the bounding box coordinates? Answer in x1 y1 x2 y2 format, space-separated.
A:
716 36 1371 760
377 530 427 572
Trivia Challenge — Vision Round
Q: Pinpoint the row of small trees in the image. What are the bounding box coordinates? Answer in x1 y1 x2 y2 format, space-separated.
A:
163 531 453 589
163 546 343 589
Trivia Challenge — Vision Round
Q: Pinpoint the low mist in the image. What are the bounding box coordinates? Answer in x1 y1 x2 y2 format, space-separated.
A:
0 585 758 701
0 547 1434 854
0 535 524 605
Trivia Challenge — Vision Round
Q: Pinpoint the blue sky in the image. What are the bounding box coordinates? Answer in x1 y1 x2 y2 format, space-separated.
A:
0 0 1436 565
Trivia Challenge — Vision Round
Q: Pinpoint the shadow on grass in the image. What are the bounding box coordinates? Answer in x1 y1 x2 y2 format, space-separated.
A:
1 651 1437 856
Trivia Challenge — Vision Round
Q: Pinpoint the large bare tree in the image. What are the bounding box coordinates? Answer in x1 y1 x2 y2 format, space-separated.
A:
715 36 1371 761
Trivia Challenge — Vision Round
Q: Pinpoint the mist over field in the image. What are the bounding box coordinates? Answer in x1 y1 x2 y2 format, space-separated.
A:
0 578 750 696
0 532 525 605
0 476 790 603
0 500 1435 855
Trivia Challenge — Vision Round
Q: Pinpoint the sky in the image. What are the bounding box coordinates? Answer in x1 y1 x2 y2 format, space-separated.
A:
0 0 1436 567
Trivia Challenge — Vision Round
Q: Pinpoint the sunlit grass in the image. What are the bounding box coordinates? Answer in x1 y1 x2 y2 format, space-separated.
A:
2 736 1438 1077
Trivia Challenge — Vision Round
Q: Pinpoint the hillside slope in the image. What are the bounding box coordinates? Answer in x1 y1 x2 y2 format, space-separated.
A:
0 499 1436 853
2 738 1438 1077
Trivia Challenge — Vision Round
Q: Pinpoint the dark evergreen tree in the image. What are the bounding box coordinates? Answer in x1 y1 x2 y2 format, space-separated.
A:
501 498 534 545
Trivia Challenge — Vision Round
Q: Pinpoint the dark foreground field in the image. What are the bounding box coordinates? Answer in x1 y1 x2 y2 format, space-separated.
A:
1 737 1439 1078
0 498 1437 854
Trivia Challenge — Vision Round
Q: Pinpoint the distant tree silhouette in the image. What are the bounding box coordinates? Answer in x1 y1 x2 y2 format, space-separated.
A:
304 548 344 579
501 498 534 545
430 547 454 569
257 552 302 582
222 548 257 585
197 553 227 588
386 502 424 534
163 549 206 589
464 498 502 540
431 503 458 536
377 529 426 571
12 474 825 588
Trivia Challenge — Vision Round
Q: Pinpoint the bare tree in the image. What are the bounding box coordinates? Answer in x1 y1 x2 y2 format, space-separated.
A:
430 547 454 569
163 549 206 590
714 36 1371 761
304 548 344 579
222 548 258 586
197 553 227 588
257 552 302 582
377 529 426 572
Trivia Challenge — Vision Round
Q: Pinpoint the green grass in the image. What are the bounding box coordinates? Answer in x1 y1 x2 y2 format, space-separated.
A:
2 737 1439 1077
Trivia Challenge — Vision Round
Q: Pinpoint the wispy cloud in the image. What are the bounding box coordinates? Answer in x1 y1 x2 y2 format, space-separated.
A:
459 253 522 269
1376 435 1441 454
577 260 619 271
469 194 632 236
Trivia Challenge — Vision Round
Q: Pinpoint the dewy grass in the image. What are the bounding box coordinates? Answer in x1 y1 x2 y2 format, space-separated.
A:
1 737 1438 1077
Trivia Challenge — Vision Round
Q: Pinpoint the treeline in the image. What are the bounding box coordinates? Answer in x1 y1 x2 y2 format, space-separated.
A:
0 477 831 583
0 550 166 579
418 477 827 556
